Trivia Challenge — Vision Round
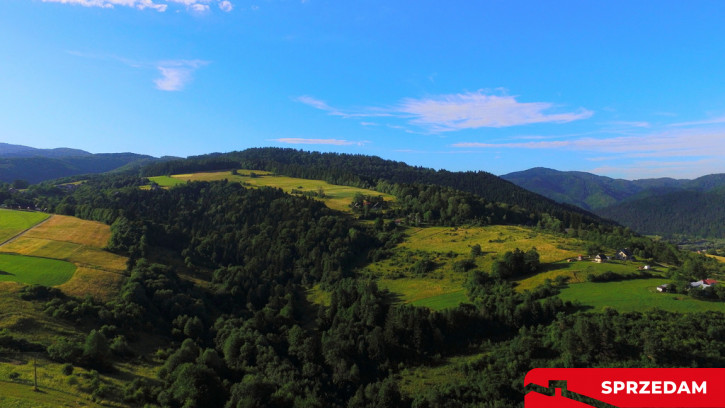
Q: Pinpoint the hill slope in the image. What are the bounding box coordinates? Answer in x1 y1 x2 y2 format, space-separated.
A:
0 144 174 184
502 168 725 210
142 147 605 227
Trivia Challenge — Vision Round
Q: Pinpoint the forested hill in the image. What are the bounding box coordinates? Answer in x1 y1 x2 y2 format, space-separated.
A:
502 167 725 211
0 154 167 184
0 142 92 158
597 189 725 238
141 147 604 227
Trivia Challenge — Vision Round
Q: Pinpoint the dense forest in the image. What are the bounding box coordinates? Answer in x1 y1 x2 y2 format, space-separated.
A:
0 151 723 407
597 189 725 239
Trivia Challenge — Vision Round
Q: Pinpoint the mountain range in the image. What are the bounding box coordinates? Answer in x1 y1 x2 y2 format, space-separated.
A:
2 142 724 239
502 167 725 238
0 142 175 184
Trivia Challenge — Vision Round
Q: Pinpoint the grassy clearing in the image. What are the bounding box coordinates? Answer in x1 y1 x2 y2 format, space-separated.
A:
0 356 130 408
0 254 76 286
0 215 126 300
397 353 485 397
557 278 725 313
149 171 394 213
0 210 49 243
708 254 725 263
514 259 659 292
367 225 586 310
307 284 332 307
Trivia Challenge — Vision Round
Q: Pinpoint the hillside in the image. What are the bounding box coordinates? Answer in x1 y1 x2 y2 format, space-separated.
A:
0 143 176 184
502 167 725 239
0 142 91 159
0 157 723 407
597 189 725 239
502 167 725 211
142 148 605 227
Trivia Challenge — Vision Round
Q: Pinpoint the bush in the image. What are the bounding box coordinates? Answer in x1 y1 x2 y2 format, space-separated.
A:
62 363 74 376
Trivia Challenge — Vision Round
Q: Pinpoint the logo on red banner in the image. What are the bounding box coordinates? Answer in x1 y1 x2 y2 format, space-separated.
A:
525 368 725 407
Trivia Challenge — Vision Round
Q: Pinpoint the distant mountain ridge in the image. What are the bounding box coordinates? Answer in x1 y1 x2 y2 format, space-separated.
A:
502 167 725 238
501 167 725 211
0 142 91 159
0 143 174 184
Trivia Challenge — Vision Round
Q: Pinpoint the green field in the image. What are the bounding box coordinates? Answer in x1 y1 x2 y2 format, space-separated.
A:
366 225 587 310
0 214 126 300
0 210 49 243
558 278 725 313
0 254 76 286
148 171 395 213
514 259 659 291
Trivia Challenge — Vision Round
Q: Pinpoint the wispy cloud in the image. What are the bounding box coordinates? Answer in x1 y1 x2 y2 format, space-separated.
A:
42 0 234 13
154 60 208 91
397 92 593 131
67 52 209 91
296 91 592 132
273 138 369 146
452 128 725 159
668 116 725 127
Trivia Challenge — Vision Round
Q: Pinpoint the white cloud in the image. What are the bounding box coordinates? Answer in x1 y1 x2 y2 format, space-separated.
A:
397 92 593 132
154 60 208 91
219 1 233 12
296 91 592 132
42 0 234 13
273 138 369 146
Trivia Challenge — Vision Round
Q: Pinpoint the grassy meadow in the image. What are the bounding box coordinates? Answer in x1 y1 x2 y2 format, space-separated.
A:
0 254 75 286
0 209 49 243
557 278 725 313
148 171 395 213
365 225 587 310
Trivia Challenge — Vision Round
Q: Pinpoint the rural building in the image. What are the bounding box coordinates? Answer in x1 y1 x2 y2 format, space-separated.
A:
577 255 584 261
594 254 608 263
616 249 634 261
657 284 669 292
690 279 718 289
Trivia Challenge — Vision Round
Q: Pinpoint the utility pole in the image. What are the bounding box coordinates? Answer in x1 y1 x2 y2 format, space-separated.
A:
33 354 38 392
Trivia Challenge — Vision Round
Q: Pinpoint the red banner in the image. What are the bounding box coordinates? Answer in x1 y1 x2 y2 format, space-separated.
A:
525 368 725 407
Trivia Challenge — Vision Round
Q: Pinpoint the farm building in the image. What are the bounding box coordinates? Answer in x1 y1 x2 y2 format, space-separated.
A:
657 284 670 292
616 249 635 261
594 254 608 263
690 279 718 289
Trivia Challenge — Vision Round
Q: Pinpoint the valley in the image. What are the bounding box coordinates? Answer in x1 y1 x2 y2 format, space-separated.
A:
0 149 723 407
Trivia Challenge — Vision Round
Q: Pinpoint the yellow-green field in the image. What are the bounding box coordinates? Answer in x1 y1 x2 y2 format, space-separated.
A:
148 171 395 213
708 254 725 263
364 225 587 310
0 214 127 300
0 209 49 243
514 259 660 291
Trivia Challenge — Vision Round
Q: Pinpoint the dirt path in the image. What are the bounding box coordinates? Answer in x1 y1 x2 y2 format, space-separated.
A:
0 215 53 249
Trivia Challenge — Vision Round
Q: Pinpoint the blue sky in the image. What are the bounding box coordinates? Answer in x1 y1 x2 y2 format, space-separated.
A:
2 1 725 179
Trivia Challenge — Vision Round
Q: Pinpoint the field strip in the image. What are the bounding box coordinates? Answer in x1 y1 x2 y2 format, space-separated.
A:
0 214 51 248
